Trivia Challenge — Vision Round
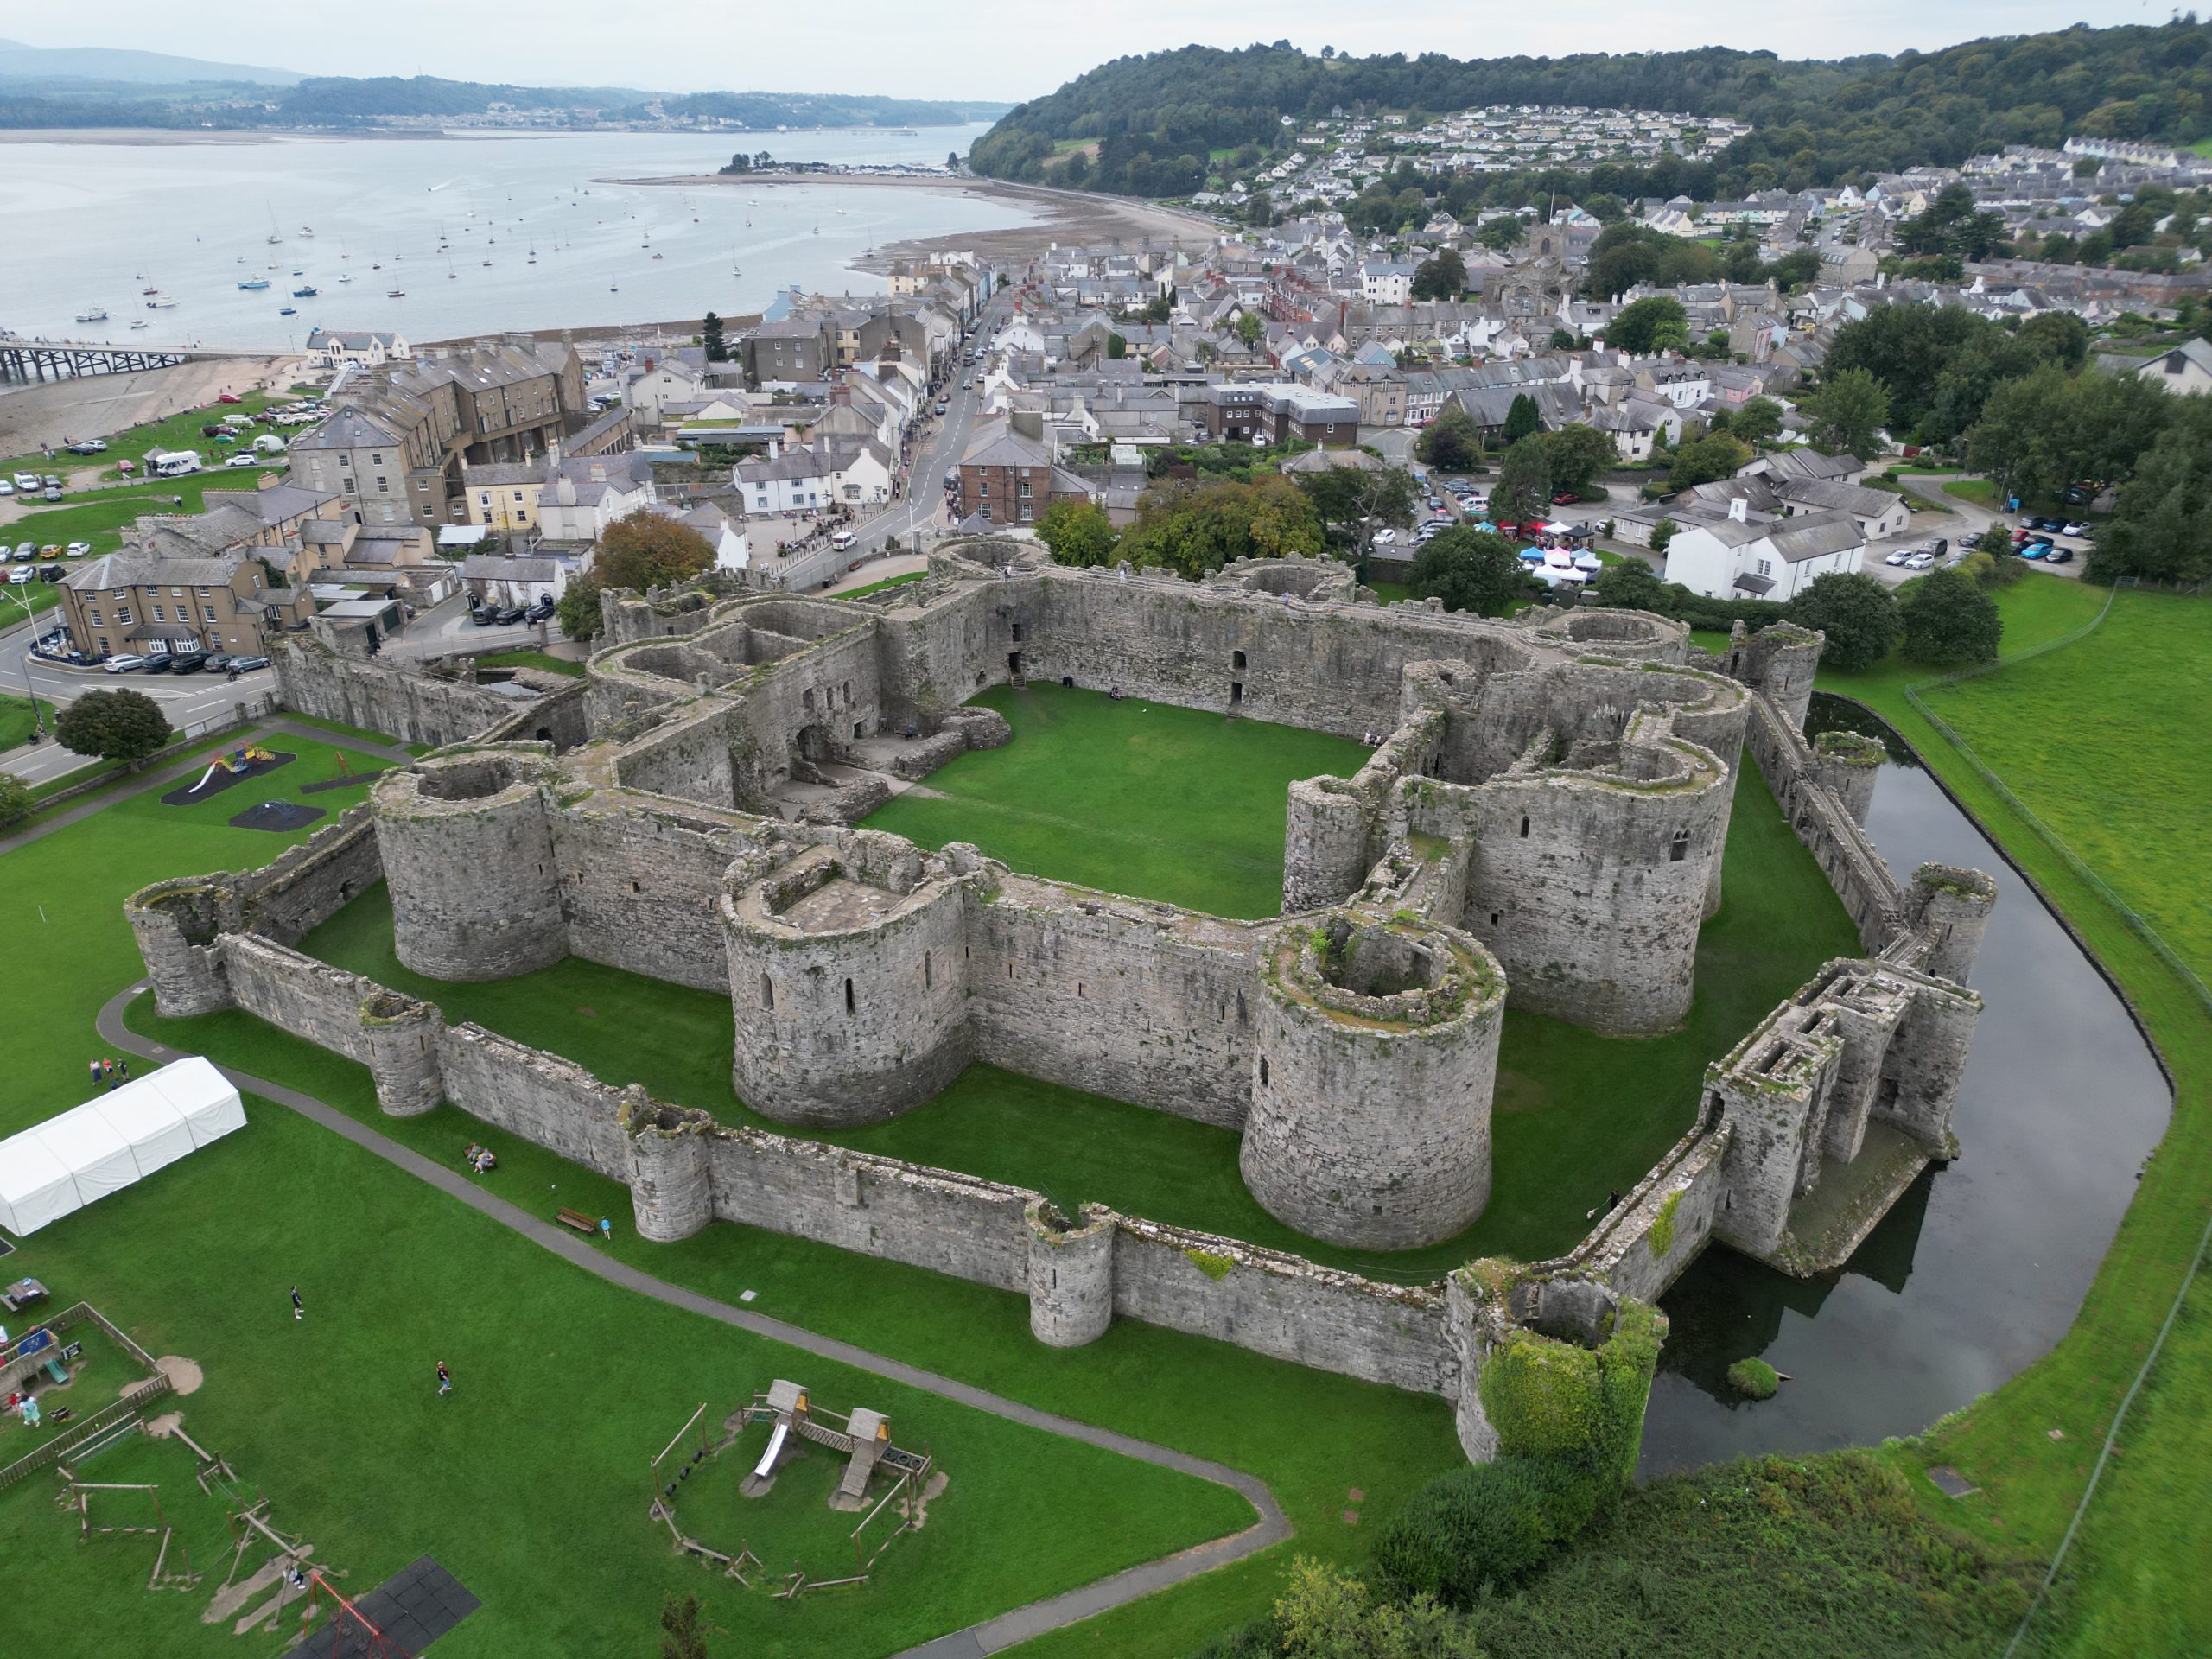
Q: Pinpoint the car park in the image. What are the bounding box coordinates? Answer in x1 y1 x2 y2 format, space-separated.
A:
103 654 149 673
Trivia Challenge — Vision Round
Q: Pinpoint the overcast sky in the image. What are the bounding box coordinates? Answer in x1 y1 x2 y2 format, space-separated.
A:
23 1 2151 104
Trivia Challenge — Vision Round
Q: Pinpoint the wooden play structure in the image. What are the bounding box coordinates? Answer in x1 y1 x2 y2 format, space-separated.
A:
645 1380 935 1596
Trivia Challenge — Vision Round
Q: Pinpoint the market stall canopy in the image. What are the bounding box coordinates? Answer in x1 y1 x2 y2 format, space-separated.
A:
0 1058 245 1237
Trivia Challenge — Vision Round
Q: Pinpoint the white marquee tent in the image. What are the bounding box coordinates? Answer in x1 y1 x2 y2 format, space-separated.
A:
0 1058 245 1236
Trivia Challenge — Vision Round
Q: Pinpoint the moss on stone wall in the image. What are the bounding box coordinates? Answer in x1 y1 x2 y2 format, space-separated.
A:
1478 1300 1663 1486
1649 1191 1683 1259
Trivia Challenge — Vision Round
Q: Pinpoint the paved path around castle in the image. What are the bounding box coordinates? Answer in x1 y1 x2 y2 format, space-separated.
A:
65 724 1294 1653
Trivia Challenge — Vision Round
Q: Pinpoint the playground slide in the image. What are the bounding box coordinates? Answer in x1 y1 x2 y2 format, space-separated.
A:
185 763 224 795
753 1418 790 1481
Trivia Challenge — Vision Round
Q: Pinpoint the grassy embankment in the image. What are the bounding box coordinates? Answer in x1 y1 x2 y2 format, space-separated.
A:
1818 574 2212 1656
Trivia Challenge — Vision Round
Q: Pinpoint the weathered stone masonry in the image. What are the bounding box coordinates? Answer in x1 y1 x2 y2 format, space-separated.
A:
129 542 1998 1468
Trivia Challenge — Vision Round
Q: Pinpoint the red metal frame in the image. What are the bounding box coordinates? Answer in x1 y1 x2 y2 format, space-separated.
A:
303 1568 414 1659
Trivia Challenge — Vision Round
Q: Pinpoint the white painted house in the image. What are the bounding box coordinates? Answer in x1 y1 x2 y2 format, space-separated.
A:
1662 504 1866 601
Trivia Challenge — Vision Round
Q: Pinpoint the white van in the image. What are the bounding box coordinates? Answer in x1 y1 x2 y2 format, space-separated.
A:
150 450 202 478
830 530 856 551
252 434 287 454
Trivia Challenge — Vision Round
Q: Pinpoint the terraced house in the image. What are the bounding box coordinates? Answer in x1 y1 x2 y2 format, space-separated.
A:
288 336 588 527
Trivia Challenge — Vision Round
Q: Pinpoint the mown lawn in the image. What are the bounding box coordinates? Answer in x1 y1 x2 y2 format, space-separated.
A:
836 572 926 600
0 731 401 1136
0 1071 1251 1659
1820 573 2212 1656
858 682 1370 919
0 690 54 748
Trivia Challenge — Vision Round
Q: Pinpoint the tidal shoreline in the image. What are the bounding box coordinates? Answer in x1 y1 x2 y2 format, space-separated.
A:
609 169 1225 270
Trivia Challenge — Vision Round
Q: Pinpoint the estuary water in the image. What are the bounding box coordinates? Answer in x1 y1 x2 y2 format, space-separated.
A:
1638 696 2171 1474
0 124 1028 352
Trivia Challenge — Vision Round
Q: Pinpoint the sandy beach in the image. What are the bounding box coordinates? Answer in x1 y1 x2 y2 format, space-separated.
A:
610 169 1226 269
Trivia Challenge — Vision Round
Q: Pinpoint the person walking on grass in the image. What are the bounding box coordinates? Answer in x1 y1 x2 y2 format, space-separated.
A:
290 1285 303 1321
436 1360 452 1398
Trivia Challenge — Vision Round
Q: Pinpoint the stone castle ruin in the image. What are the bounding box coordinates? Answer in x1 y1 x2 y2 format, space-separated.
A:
128 539 1994 1465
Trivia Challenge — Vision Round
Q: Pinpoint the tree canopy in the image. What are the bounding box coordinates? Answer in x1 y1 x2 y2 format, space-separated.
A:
1035 499 1122 568
1409 528 1531 616
1785 572 1900 671
1803 367 1891 461
1898 568 2002 667
1412 249 1467 301
55 688 171 766
1120 474 1326 579
1608 296 1688 356
1417 407 1483 474
597 511 718 591
1491 436 1553 526
2088 393 2212 586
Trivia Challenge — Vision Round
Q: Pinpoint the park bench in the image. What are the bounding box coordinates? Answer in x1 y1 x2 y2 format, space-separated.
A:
555 1208 598 1236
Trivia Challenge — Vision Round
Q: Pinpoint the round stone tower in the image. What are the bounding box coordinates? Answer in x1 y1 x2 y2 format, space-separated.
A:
1025 1199 1116 1348
721 839 972 1127
372 750 568 982
1813 729 1885 824
627 1100 715 1243
1910 863 1999 985
1241 911 1507 1250
1729 620 1825 733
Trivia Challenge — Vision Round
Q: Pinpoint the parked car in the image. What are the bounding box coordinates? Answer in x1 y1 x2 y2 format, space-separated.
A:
39 544 60 557
2060 521 2091 538
468 604 501 626
12 542 33 560
1373 528 1397 545
1551 490 1581 506
0 480 12 497
2026 515 2063 532
494 604 526 625
524 596 556 622
1885 548 1912 566
103 654 150 673
226 454 258 467
38 564 65 582
64 542 91 556
200 423 227 439
10 473 39 492
1904 551 1936 569
2020 542 2051 561
211 432 237 445
2044 546 2075 565
140 654 176 673
217 393 243 404
41 485 62 502
65 440 106 455
168 652 210 675
1427 496 1443 510
201 653 235 673
115 459 135 476
227 655 270 672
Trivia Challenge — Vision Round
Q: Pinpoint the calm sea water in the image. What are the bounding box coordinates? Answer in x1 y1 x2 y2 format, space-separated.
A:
0 124 1028 351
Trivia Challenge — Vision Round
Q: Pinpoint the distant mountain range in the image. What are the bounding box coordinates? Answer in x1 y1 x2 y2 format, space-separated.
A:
0 46 1010 130
0 36 302 86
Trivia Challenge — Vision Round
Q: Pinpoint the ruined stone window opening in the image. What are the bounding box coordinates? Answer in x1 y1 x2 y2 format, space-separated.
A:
844 977 856 1014
1669 830 1690 862
1519 815 1530 838
925 951 932 989
631 880 640 893
1491 911 1502 926
1259 1057 1270 1085
1008 652 1023 677
1233 649 1247 669
1012 622 1024 642
804 688 815 711
854 721 865 741
1230 681 1243 706
760 974 774 1010
842 680 852 705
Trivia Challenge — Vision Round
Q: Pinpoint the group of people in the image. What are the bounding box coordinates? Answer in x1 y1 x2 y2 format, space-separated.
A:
87 1057 130 1091
463 1143 498 1176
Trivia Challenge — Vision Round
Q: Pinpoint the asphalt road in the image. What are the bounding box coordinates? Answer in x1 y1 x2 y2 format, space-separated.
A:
848 298 1012 556
0 613 276 783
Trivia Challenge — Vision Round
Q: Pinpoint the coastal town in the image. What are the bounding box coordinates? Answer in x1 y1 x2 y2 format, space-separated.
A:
2 19 2210 1659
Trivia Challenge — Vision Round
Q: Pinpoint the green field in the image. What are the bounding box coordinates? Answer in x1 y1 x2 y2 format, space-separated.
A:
0 690 54 749
0 1074 1249 1659
0 730 404 1131
836 572 927 600
859 683 1369 918
1819 574 2212 1656
293 721 1853 1282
